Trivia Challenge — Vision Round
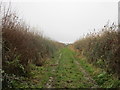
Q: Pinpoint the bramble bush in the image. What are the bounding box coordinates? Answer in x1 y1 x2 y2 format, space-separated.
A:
74 24 120 77
1 3 64 88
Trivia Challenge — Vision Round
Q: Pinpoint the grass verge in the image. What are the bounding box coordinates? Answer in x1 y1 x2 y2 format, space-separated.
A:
75 56 120 88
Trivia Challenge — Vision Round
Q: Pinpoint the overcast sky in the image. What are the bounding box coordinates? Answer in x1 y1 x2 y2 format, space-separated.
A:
5 0 119 43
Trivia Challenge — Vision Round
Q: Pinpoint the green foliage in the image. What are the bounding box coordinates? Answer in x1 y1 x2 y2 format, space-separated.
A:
96 72 109 85
94 71 120 88
3 55 26 76
77 57 120 88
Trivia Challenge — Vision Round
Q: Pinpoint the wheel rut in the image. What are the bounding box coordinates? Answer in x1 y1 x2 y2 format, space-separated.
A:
74 60 99 88
46 53 62 88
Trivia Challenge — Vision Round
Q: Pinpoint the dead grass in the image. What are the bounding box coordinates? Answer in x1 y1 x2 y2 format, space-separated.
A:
74 24 120 77
1 2 64 80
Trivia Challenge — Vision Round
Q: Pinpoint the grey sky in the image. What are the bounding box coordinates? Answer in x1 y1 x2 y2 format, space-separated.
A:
9 0 118 43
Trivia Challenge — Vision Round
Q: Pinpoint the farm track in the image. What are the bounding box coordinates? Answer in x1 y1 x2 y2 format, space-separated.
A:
74 60 98 88
45 47 99 88
46 53 62 88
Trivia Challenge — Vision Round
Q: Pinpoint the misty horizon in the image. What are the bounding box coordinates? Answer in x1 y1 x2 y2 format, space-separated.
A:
7 0 118 44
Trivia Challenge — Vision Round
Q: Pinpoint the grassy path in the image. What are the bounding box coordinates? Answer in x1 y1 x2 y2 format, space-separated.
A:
44 47 120 88
22 47 98 88
45 53 62 88
15 47 120 88
45 47 98 88
74 60 98 88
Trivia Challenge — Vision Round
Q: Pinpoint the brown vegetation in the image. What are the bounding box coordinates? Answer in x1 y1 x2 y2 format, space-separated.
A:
74 25 120 77
1 4 64 88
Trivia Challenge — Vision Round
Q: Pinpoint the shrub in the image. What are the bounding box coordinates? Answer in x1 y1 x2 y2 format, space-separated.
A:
74 24 120 76
1 3 63 80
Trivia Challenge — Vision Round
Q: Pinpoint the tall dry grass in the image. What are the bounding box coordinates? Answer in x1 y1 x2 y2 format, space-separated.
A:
74 24 120 76
2 3 64 78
